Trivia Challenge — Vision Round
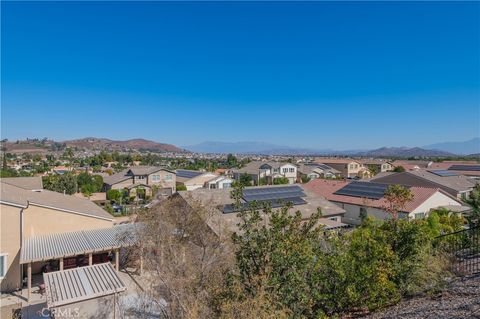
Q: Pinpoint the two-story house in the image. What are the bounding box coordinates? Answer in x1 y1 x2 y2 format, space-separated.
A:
103 166 176 198
319 159 367 178
232 161 298 185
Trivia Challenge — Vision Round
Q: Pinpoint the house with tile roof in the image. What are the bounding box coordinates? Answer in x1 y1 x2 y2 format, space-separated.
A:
317 158 370 178
297 163 341 180
175 184 348 237
304 179 468 226
370 170 477 198
103 166 176 197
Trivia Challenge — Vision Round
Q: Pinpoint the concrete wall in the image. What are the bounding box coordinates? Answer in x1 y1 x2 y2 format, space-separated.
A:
23 205 113 237
0 204 22 292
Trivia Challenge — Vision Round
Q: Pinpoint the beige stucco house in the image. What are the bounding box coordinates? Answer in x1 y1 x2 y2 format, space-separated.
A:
0 177 114 293
318 159 369 179
103 166 176 197
232 161 298 185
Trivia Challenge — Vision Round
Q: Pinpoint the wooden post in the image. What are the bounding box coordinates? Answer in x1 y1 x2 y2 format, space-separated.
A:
115 249 119 271
27 263 31 303
88 253 93 266
59 258 64 271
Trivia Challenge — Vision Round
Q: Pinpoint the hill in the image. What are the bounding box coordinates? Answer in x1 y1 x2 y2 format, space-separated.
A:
64 137 184 153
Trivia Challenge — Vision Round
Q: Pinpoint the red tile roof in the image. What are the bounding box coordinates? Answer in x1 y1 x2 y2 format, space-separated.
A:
303 179 443 213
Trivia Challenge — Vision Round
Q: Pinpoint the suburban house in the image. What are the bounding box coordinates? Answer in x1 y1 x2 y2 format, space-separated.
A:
389 160 433 171
205 175 234 189
318 159 368 179
304 179 468 226
175 184 348 237
103 166 176 197
176 169 219 191
360 160 393 173
232 161 298 185
0 177 116 294
297 163 341 180
428 162 480 178
370 170 477 199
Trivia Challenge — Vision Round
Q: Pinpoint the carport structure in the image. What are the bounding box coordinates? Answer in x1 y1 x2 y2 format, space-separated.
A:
20 224 139 302
43 263 127 317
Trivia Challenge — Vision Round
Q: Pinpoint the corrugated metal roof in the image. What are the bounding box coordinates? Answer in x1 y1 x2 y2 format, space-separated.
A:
21 224 138 263
43 262 127 308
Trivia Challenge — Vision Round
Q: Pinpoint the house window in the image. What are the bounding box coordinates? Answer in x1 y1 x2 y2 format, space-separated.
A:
0 254 7 278
282 168 288 173
273 168 279 173
289 168 295 173
349 164 354 169
152 175 160 182
164 174 172 181
414 212 425 219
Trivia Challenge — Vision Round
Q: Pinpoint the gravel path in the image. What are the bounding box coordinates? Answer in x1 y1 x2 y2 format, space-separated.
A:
364 274 480 319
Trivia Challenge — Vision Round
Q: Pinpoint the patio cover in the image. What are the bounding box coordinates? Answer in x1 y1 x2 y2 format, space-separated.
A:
21 224 138 264
43 262 127 308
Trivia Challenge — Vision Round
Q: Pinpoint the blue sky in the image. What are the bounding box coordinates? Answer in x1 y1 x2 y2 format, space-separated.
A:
1 1 479 150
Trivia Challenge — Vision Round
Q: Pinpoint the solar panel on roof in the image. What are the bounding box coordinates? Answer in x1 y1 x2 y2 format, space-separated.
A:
243 191 306 202
334 181 394 200
243 185 304 196
176 170 203 178
242 186 306 202
448 165 480 172
222 196 307 214
428 170 458 177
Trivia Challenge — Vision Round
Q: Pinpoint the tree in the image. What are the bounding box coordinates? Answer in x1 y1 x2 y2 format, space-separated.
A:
392 166 406 173
273 177 289 185
130 195 233 319
77 172 104 193
367 164 379 176
106 189 122 202
238 173 253 187
226 154 238 168
42 173 78 194
300 175 310 184
463 184 480 227
382 184 414 220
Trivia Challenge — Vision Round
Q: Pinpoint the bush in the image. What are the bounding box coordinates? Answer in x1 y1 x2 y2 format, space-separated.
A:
216 208 451 317
273 177 289 185
176 184 187 191
106 189 122 202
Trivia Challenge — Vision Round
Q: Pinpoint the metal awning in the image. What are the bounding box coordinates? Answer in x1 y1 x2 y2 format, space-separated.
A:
43 262 127 308
21 224 138 264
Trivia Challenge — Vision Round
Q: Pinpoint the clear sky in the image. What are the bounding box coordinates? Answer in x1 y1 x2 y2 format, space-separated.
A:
1 1 479 150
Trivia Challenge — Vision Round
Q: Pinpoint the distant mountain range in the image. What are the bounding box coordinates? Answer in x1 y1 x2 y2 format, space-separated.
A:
422 138 480 155
3 137 478 157
354 147 454 158
185 138 480 157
